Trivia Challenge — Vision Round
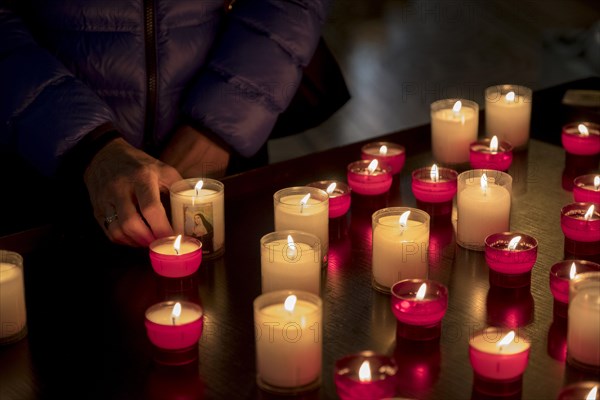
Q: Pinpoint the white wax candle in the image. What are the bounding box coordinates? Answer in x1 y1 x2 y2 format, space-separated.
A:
470 332 530 354
431 105 478 164
274 195 328 258
255 300 322 388
151 241 200 255
485 93 531 149
568 286 600 367
0 263 27 340
146 303 202 325
261 240 320 295
372 218 429 289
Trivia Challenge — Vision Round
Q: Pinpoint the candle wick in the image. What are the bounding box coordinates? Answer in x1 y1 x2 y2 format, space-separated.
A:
174 248 179 255
300 204 304 214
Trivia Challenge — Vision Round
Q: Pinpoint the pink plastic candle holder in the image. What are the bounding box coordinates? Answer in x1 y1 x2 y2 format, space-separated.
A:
560 203 600 242
562 122 600 155
144 300 204 365
334 351 398 400
557 381 600 400
573 174 600 203
149 235 202 278
469 137 513 171
549 259 600 318
411 165 458 203
361 141 406 175
390 279 448 340
346 160 393 196
469 327 530 395
307 180 351 218
484 232 538 288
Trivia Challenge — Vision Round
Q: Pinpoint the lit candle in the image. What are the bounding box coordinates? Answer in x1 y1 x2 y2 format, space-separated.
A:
469 327 530 381
307 180 351 218
361 142 406 175
346 159 393 195
0 250 27 344
560 203 600 242
260 231 321 295
456 170 512 251
169 178 225 258
273 187 329 266
469 135 513 171
484 232 537 288
254 291 322 394
372 208 430 293
561 122 600 155
334 351 398 400
390 279 448 340
431 99 479 164
485 85 532 149
144 301 204 350
573 174 600 204
411 164 458 203
557 381 600 400
550 260 600 317
149 234 202 278
568 272 600 370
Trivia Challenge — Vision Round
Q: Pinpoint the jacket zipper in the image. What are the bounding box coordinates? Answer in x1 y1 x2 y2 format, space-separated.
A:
143 0 158 152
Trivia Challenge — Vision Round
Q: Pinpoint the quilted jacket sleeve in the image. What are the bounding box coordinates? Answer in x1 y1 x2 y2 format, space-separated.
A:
182 0 332 158
0 5 116 175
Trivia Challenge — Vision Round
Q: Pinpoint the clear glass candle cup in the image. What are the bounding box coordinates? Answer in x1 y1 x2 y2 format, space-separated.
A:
485 84 532 150
430 98 479 165
0 250 27 345
568 272 600 372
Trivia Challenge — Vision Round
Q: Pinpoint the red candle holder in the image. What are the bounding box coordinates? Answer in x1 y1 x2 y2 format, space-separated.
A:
393 338 441 393
346 159 393 196
557 381 600 400
562 122 600 155
469 137 514 171
560 203 600 242
484 232 538 288
390 279 448 340
573 174 600 203
144 301 204 365
549 259 600 317
411 165 458 203
361 141 406 175
149 235 202 278
307 180 351 218
334 351 398 400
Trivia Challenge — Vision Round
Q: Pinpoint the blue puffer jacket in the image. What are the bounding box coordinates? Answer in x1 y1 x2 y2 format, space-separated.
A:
0 0 331 174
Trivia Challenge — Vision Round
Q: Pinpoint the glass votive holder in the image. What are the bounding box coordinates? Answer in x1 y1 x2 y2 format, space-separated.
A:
371 207 430 293
149 235 202 278
411 164 458 204
144 300 204 365
484 232 538 288
431 98 479 165
169 178 225 258
485 84 532 150
361 141 406 175
573 174 600 203
557 381 600 400
560 203 600 242
456 169 512 251
254 290 322 394
347 159 393 196
390 279 448 340
307 180 351 218
568 272 600 372
334 351 398 400
562 122 600 156
260 230 321 295
469 136 513 171
550 260 600 318
0 250 27 345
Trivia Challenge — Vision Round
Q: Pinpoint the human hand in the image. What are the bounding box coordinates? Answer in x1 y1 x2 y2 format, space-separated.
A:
160 125 230 179
84 138 182 247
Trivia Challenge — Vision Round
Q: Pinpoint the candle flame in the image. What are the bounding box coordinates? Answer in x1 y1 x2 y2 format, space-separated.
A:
173 234 182 255
586 386 598 400
416 283 427 300
594 176 600 191
497 330 515 348
326 182 337 194
284 295 297 312
171 302 182 325
379 145 388 156
505 91 515 103
452 100 462 113
367 159 379 174
490 136 499 152
287 234 297 259
430 164 439 182
569 262 577 279
194 180 204 196
584 205 595 221
507 236 521 250
358 361 372 382
399 211 410 229
300 193 310 206
578 124 589 136
480 174 488 192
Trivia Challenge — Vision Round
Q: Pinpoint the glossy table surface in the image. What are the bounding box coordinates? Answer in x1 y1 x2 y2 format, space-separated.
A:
0 78 599 400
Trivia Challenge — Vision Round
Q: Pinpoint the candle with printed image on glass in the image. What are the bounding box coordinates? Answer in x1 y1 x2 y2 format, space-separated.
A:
485 85 532 149
431 99 479 164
